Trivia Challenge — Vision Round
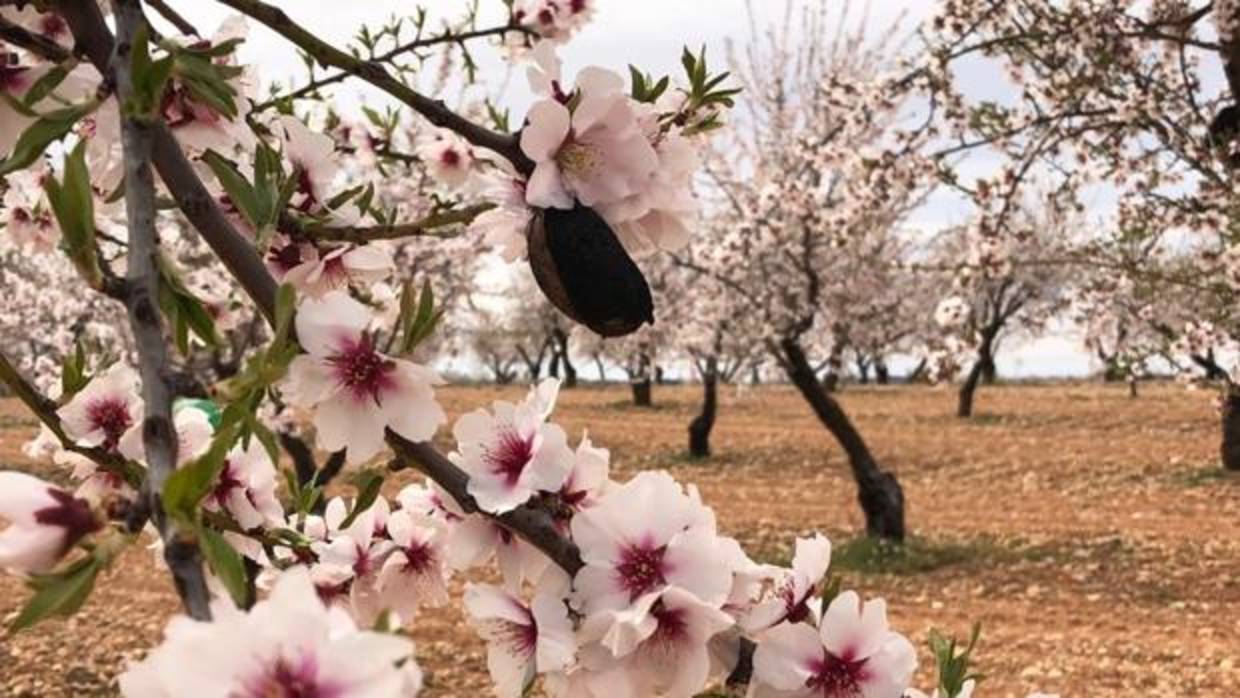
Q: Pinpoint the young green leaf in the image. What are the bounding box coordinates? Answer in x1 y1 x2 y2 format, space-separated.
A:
8 556 102 633
198 525 249 607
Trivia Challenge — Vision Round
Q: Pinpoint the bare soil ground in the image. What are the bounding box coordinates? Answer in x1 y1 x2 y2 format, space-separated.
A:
1 381 1238 697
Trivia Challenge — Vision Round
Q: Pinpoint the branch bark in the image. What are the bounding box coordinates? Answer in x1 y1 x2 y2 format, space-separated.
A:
214 0 534 174
110 0 211 620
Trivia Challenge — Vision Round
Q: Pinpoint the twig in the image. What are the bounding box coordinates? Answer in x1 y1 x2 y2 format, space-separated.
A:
214 0 534 174
253 22 531 112
0 15 72 61
145 0 198 37
0 350 141 487
288 202 494 244
110 0 211 621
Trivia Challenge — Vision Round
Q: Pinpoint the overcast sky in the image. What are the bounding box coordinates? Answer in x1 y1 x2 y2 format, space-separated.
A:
166 1 1094 377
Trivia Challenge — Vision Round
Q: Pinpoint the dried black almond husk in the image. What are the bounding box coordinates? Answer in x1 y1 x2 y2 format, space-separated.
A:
527 204 654 338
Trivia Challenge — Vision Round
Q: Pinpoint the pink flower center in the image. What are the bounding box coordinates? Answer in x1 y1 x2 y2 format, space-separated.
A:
484 429 536 487
400 540 436 575
570 0 588 13
440 148 462 167
806 650 868 698
327 335 396 404
649 600 687 648
211 462 244 507
86 397 134 450
267 242 305 274
39 14 68 40
238 652 342 698
615 541 667 601
1 58 30 95
33 488 100 554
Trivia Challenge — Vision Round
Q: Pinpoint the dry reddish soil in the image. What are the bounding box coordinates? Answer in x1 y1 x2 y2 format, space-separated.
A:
1 382 1238 697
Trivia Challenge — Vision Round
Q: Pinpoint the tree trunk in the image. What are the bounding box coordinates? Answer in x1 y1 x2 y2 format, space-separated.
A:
875 361 889 385
548 352 560 379
957 358 984 418
906 357 928 383
821 372 840 393
552 328 577 388
979 351 997 385
631 379 652 407
1128 377 1138 399
1222 389 1240 471
778 338 905 541
655 366 666 384
958 328 998 418
856 357 871 385
688 358 718 458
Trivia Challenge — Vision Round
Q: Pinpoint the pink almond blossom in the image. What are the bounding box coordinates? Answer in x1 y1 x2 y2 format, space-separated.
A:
570 470 733 616
0 471 100 575
750 592 916 698
464 583 576 698
57 363 143 452
283 291 445 464
118 566 419 697
451 378 573 514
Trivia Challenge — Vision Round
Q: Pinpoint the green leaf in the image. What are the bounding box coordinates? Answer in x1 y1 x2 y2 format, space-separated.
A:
339 469 384 529
272 283 296 348
43 140 102 288
203 150 262 229
60 340 90 399
0 101 95 177
9 556 102 633
21 62 75 108
162 423 240 526
198 525 249 607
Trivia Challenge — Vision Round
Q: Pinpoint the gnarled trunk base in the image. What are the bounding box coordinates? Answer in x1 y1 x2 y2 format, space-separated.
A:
688 363 718 458
631 379 652 407
778 338 905 541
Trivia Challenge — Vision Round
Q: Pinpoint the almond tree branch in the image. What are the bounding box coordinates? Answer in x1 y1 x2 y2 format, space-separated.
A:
287 202 494 244
252 21 533 112
110 0 211 621
0 350 142 488
145 0 198 37
213 0 534 174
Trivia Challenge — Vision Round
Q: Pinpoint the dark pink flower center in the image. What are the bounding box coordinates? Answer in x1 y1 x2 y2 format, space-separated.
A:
327 335 396 404
211 462 244 507
239 653 342 698
781 577 815 624
570 0 587 13
267 242 305 274
86 397 133 450
650 600 688 647
39 14 68 40
806 650 869 698
0 56 30 94
440 148 461 167
33 488 100 554
615 540 667 601
484 429 535 487
400 540 436 575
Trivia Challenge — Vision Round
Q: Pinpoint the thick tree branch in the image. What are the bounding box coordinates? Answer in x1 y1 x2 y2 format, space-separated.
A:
111 0 211 621
213 0 534 174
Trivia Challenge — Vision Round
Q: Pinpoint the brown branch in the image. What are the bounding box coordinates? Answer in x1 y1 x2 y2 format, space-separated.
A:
253 22 532 112
0 350 142 488
213 0 534 174
0 15 72 61
145 0 199 37
288 202 494 244
110 0 211 621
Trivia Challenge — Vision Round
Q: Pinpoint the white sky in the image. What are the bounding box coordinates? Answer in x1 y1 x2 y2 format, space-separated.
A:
167 0 1095 377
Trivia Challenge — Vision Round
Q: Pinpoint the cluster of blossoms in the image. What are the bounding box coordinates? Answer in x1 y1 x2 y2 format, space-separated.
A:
5 368 934 697
473 41 710 258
